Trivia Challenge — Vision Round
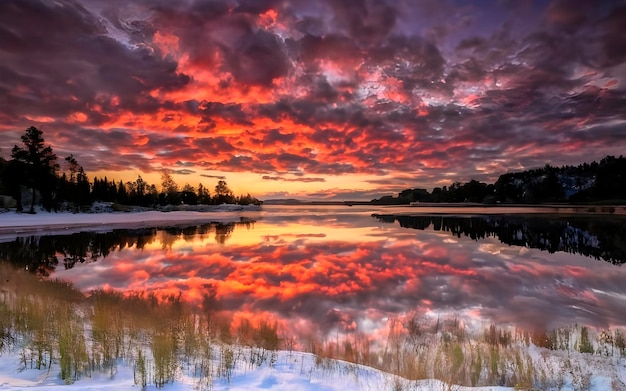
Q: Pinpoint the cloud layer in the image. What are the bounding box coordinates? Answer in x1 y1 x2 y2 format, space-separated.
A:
1 0 625 196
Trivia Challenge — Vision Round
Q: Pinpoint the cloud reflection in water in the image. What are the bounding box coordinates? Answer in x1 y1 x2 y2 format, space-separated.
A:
29 213 626 341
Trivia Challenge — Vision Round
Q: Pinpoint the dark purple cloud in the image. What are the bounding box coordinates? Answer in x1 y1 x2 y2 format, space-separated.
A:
200 174 227 180
262 176 326 183
1 0 625 197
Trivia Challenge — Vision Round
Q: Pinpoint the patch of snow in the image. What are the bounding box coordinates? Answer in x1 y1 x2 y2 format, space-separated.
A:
0 209 260 241
0 348 516 391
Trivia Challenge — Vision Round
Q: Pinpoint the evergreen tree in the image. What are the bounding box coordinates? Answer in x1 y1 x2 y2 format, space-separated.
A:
65 154 80 184
181 183 197 205
76 166 90 206
2 159 28 211
146 184 158 205
11 126 58 212
197 183 211 204
106 177 118 201
117 180 128 204
63 155 90 208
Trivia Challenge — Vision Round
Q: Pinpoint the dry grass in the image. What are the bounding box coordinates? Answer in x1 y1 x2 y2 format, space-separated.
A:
1 261 624 389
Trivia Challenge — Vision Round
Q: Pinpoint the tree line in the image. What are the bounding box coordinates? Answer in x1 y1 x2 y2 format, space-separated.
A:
372 155 626 205
0 126 261 213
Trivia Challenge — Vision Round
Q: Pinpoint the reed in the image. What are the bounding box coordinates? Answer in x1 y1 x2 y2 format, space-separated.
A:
1 261 625 390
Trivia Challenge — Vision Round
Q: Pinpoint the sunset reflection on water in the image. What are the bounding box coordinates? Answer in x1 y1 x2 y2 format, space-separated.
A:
43 207 626 345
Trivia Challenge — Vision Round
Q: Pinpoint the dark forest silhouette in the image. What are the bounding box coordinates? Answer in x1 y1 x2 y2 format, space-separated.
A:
0 127 260 212
372 157 626 205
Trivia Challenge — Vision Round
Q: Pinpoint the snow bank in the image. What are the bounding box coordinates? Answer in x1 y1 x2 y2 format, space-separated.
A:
0 348 513 391
0 209 259 240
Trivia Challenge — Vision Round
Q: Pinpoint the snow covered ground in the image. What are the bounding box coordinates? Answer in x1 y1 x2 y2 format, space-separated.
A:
1 343 624 390
0 207 259 240
0 347 513 391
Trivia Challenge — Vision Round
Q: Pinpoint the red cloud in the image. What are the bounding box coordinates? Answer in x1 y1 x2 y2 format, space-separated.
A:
1 0 625 195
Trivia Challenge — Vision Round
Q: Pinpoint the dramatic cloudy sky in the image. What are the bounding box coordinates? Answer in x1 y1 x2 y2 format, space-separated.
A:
1 0 625 200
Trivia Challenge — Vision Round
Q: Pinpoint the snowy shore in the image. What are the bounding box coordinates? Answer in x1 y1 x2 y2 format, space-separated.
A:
0 341 623 391
0 348 513 391
0 206 260 240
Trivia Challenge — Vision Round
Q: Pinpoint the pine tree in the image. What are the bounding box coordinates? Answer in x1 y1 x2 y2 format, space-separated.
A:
197 183 211 204
117 180 128 204
11 126 58 212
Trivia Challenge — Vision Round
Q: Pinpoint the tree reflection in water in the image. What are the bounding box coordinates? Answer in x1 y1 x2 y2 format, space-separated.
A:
373 214 626 265
0 220 251 275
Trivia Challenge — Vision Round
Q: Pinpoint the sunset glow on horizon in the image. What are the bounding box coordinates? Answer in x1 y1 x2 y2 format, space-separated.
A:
1 0 625 200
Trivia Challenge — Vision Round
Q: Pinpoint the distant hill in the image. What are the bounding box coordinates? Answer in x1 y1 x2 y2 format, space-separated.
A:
372 155 626 205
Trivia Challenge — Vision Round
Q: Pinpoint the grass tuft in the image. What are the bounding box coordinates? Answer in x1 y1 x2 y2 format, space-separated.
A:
1 261 625 389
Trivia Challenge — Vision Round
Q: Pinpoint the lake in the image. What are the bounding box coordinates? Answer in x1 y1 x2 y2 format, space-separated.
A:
2 205 626 346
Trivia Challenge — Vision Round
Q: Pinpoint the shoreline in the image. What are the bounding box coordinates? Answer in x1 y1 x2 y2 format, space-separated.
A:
269 199 626 210
403 203 626 214
0 209 259 241
405 202 624 208
1 203 625 240
365 203 626 217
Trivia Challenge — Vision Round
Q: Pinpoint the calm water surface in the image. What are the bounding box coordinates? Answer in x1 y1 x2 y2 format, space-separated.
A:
3 205 626 343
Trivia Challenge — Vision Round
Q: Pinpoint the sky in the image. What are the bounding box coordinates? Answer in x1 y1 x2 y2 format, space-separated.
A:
0 0 625 201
